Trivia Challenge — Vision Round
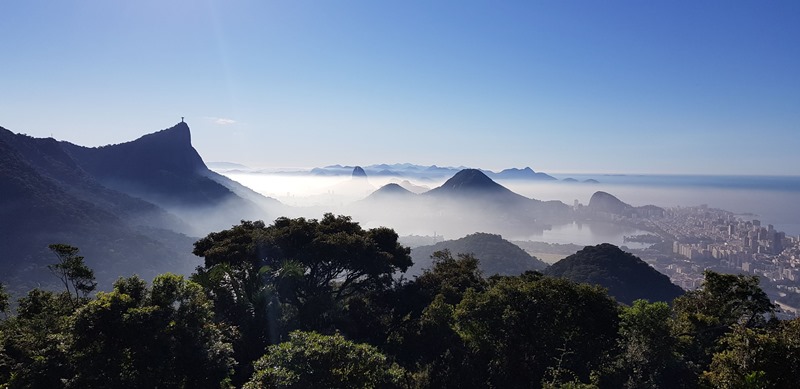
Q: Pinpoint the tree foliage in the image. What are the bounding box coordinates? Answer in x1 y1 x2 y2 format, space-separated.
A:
603 300 689 388
702 318 800 388
672 270 774 371
244 330 405 389
47 244 96 307
191 214 412 384
193 215 412 305
386 250 485 388
0 274 234 388
1 230 797 389
454 273 620 388
69 274 234 388
0 282 9 316
0 289 74 387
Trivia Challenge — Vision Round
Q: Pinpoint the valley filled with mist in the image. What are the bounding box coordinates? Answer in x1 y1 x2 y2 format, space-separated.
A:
221 165 800 238
4 120 800 307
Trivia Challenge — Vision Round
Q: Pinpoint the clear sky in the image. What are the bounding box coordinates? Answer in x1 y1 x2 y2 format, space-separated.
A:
2 1 798 174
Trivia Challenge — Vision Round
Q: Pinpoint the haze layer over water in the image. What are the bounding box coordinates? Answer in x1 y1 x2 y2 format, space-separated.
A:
221 170 800 239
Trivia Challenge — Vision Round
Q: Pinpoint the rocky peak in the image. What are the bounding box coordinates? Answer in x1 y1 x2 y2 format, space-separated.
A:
352 166 368 178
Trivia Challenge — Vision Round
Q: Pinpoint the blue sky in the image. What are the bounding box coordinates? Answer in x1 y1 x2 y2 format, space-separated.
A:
2 1 798 174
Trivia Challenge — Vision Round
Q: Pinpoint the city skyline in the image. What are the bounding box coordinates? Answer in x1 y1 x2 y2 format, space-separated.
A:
2 1 799 175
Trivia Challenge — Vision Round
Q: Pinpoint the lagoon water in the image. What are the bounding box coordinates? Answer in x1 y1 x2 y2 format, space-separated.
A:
515 221 653 250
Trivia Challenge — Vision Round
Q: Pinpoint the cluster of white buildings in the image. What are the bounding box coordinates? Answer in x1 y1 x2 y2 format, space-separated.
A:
627 205 800 317
667 210 795 281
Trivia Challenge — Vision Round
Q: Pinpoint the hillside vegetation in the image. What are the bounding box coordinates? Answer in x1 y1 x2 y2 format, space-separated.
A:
1 215 797 388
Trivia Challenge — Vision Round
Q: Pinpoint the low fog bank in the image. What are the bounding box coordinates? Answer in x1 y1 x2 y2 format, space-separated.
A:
223 172 442 208
218 171 800 238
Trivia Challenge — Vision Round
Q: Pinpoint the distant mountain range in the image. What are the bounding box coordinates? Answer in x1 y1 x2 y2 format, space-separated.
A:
216 162 589 182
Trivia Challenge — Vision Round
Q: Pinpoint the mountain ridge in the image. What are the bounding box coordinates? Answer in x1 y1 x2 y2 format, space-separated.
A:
0 122 281 291
0 128 198 292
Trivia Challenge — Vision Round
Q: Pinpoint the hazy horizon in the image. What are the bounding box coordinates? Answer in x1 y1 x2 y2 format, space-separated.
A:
209 161 800 178
217 167 800 238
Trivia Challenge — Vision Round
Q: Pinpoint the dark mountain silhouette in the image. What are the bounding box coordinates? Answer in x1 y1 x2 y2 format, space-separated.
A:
424 169 570 217
0 122 287 292
424 169 529 202
545 243 683 305
59 123 280 233
0 127 186 232
429 168 500 191
408 232 548 277
61 123 237 207
0 129 197 292
352 166 368 178
588 191 632 214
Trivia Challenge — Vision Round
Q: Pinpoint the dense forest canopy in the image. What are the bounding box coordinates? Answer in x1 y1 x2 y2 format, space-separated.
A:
1 215 798 388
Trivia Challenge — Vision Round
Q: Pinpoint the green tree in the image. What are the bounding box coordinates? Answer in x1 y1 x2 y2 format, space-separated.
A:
192 215 412 384
244 330 405 389
702 318 800 388
0 282 9 317
386 250 486 387
0 289 74 388
47 244 96 307
414 250 487 305
193 215 412 327
672 270 774 373
454 273 620 388
69 274 234 388
603 299 689 388
193 215 412 309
